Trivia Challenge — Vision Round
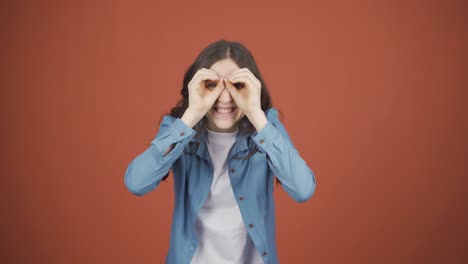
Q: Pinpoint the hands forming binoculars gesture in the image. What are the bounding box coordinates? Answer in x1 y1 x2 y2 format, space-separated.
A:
187 67 262 117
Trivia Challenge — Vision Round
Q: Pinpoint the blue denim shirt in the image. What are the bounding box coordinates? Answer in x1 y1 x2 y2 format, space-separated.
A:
124 107 316 264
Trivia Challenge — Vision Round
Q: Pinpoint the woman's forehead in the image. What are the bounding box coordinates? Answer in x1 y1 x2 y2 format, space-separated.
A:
209 58 240 78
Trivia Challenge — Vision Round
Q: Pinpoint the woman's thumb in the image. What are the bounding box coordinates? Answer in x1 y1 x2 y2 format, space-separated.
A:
210 80 225 98
225 80 238 98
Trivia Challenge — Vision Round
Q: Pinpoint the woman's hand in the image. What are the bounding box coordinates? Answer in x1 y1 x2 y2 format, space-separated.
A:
224 67 267 131
183 68 225 126
224 67 262 115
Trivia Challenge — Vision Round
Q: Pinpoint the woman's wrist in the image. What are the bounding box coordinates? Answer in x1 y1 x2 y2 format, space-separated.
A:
245 108 267 132
181 107 204 128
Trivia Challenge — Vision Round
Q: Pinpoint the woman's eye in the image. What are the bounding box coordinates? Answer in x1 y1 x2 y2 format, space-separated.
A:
233 82 245 89
205 80 218 89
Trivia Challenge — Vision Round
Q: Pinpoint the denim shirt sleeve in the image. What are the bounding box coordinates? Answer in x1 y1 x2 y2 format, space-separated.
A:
124 115 196 196
251 108 317 203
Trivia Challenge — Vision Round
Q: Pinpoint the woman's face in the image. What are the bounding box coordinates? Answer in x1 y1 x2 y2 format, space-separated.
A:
205 58 245 133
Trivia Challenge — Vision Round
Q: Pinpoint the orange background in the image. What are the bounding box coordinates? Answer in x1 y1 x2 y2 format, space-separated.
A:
2 0 467 263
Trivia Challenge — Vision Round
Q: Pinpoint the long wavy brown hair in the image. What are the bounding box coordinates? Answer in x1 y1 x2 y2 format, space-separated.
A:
160 39 282 186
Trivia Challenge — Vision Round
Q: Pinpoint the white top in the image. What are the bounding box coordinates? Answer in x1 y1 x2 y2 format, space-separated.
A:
190 128 263 264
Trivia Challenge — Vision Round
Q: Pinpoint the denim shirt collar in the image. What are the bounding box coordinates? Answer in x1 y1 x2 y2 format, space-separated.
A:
191 125 249 162
190 107 278 162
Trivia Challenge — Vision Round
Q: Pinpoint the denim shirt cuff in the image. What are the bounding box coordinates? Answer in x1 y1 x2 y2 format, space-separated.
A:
168 118 196 140
151 117 196 158
251 121 280 152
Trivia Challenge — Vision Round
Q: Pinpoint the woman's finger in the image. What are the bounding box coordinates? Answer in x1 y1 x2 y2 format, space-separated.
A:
196 71 220 84
225 79 240 100
228 76 257 92
191 68 218 81
227 68 249 82
228 70 261 89
199 68 220 82
229 68 261 87
189 72 219 89
207 82 226 102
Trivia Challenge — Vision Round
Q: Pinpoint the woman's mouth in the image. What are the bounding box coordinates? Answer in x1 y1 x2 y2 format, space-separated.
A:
212 107 237 117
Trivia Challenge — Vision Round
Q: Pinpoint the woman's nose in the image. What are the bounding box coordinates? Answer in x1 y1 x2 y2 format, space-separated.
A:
218 85 232 103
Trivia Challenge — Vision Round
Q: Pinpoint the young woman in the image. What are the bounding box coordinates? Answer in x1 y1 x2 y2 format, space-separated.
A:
124 40 316 264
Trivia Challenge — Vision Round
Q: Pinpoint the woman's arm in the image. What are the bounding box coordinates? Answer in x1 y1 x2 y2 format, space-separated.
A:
124 113 196 196
251 108 317 203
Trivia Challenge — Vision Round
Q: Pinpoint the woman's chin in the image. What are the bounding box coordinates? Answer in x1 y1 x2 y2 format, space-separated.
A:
209 121 237 132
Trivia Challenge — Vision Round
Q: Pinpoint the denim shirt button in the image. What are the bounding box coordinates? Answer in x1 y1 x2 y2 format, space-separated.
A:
180 131 185 136
262 251 267 256
259 139 265 144
249 223 254 228
230 168 235 173
239 196 244 200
